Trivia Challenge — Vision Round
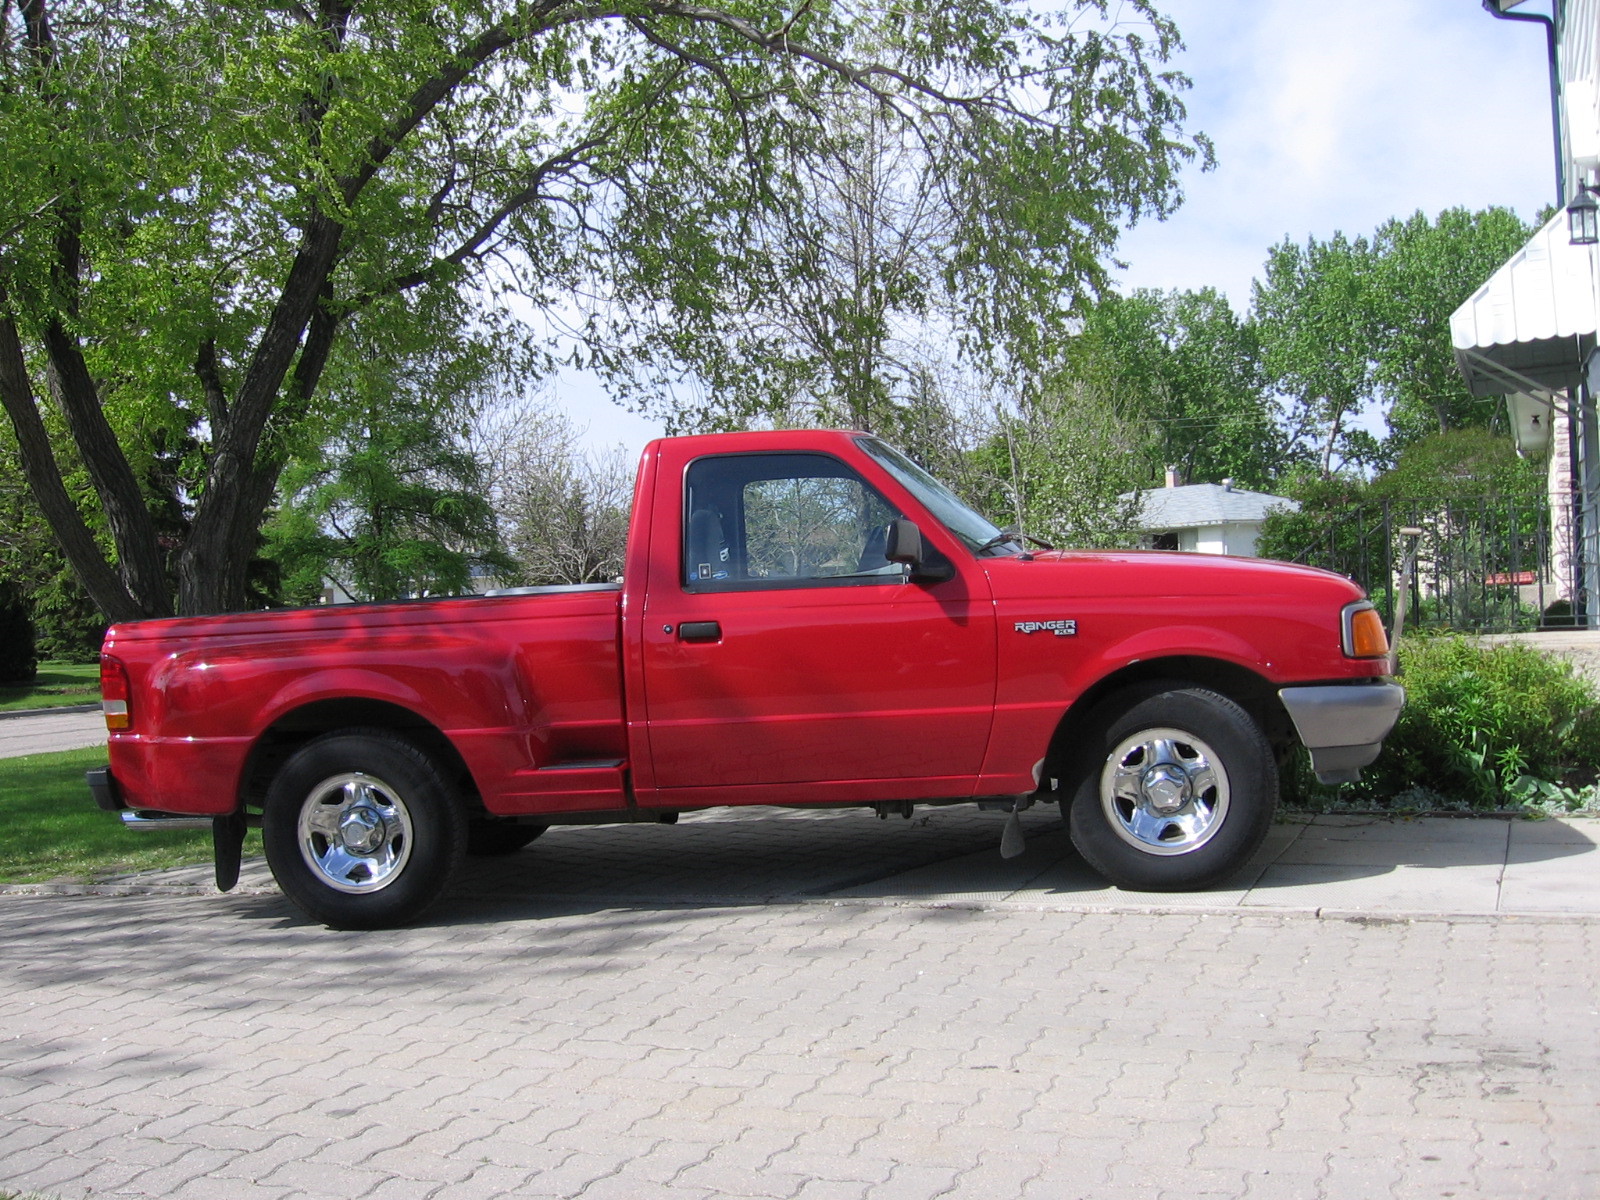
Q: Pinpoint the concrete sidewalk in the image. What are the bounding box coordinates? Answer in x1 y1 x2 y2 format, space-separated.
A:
22 805 1599 921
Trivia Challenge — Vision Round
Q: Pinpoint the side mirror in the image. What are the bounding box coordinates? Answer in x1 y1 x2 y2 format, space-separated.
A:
884 518 923 566
884 519 954 582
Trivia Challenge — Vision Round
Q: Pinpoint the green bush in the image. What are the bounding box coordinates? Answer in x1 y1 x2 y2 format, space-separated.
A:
1288 635 1600 811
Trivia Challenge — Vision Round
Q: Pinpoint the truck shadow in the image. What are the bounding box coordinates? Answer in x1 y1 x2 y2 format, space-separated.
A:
4 812 1592 998
420 808 1598 926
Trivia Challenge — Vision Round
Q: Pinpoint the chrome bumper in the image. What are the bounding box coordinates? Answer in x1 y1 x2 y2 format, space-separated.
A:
1278 682 1406 784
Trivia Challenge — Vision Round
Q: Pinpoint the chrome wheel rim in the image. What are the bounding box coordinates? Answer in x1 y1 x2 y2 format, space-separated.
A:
1101 727 1230 856
296 772 414 894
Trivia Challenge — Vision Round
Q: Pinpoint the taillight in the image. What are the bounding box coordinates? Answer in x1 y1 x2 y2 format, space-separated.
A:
1342 602 1390 659
100 655 132 731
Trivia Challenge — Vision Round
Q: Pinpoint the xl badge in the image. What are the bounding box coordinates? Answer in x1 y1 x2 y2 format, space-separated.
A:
1014 619 1076 637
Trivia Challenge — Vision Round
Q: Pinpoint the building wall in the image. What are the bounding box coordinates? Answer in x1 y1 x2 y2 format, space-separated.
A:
1562 0 1599 192
1165 522 1265 557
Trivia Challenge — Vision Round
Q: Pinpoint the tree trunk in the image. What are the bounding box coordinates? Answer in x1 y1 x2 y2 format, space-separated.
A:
41 321 174 617
176 213 345 614
0 313 142 623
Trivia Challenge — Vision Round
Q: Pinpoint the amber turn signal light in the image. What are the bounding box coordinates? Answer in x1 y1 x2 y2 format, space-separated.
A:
1344 605 1390 659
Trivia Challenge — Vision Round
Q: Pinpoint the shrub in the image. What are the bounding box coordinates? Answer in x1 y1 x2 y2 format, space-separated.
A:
1287 635 1600 811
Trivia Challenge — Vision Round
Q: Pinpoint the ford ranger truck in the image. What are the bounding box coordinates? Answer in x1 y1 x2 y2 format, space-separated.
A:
87 429 1403 929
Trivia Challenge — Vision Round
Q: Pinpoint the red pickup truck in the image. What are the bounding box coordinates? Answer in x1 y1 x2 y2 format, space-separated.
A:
89 429 1403 928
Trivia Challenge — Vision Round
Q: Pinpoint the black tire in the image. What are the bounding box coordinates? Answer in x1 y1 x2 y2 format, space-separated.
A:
261 729 466 930
465 820 547 857
1067 687 1277 892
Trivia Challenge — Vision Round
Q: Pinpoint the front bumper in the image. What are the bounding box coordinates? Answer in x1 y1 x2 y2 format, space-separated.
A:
1278 682 1406 784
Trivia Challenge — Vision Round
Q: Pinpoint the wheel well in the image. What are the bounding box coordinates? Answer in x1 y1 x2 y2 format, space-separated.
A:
238 699 481 815
1044 657 1294 787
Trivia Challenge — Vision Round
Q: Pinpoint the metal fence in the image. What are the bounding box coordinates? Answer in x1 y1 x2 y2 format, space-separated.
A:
1266 498 1569 635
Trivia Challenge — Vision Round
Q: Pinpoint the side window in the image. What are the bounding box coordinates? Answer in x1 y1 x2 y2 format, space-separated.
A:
684 453 901 589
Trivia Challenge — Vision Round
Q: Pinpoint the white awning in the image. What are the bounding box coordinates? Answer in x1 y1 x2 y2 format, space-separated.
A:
1450 209 1598 398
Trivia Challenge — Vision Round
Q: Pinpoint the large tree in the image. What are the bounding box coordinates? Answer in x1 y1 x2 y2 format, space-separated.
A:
1063 287 1280 489
1367 207 1529 446
1252 206 1531 476
1252 231 1379 478
0 0 1207 618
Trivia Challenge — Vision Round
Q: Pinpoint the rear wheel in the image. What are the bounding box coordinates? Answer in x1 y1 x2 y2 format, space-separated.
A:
1068 687 1276 891
262 729 465 929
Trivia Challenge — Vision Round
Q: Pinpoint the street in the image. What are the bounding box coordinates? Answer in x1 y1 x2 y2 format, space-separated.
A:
0 708 105 759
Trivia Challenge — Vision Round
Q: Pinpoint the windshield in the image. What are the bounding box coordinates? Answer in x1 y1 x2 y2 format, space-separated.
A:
857 438 1019 556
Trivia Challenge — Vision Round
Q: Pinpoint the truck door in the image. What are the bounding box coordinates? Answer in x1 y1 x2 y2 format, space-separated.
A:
637 450 997 800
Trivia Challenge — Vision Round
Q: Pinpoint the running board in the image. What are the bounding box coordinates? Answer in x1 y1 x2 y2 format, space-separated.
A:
121 811 214 832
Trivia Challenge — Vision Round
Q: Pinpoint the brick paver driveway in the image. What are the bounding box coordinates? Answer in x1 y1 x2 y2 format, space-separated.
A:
3 810 1597 1200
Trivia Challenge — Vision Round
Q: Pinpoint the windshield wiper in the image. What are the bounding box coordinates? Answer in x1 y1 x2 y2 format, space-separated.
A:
974 528 1053 556
973 532 1019 555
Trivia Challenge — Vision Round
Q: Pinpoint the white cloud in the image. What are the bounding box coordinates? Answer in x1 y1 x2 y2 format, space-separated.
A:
1115 0 1556 307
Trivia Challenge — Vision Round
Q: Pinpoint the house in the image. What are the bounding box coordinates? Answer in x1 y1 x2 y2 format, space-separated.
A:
1124 471 1298 557
1451 0 1600 625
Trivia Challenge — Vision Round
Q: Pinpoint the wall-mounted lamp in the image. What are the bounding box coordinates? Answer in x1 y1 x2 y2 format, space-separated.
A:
1506 391 1556 458
1569 186 1599 246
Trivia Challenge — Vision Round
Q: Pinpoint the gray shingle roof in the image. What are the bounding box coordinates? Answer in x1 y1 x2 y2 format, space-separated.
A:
1124 483 1299 531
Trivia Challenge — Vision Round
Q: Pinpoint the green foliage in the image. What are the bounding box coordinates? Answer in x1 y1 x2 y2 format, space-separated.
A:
0 424 105 660
1369 427 1542 502
267 379 510 604
1254 230 1380 476
965 383 1151 549
1251 207 1531 476
1294 637 1600 811
1368 209 1531 448
1062 287 1281 489
0 0 1211 621
1254 470 1372 568
589 4 1211 433
25 570 106 662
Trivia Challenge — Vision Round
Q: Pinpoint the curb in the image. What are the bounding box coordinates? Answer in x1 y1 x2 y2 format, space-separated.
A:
0 703 100 721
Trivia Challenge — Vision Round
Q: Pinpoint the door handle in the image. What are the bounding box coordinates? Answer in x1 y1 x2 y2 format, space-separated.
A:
677 621 722 643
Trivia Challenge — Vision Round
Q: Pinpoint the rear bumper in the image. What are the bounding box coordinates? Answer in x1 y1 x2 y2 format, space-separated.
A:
86 766 125 812
1278 682 1406 784
89 765 221 830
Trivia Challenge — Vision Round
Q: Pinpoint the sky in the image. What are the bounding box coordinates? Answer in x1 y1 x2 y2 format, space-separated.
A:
557 0 1560 456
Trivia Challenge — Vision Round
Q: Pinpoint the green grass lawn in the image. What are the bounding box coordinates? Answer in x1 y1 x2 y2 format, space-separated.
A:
0 661 102 712
0 746 258 883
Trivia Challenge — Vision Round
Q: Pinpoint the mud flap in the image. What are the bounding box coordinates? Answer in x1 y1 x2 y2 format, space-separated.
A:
1000 799 1026 859
213 813 247 892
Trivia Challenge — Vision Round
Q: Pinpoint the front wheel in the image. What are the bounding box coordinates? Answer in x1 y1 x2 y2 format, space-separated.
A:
1068 687 1277 892
262 729 466 929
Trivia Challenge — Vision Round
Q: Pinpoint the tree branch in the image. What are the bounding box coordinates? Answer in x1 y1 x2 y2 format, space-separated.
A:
194 338 230 431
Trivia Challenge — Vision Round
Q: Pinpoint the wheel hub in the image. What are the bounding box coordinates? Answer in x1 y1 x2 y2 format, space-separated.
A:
1101 728 1231 857
337 804 387 854
296 772 415 894
1140 763 1190 813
